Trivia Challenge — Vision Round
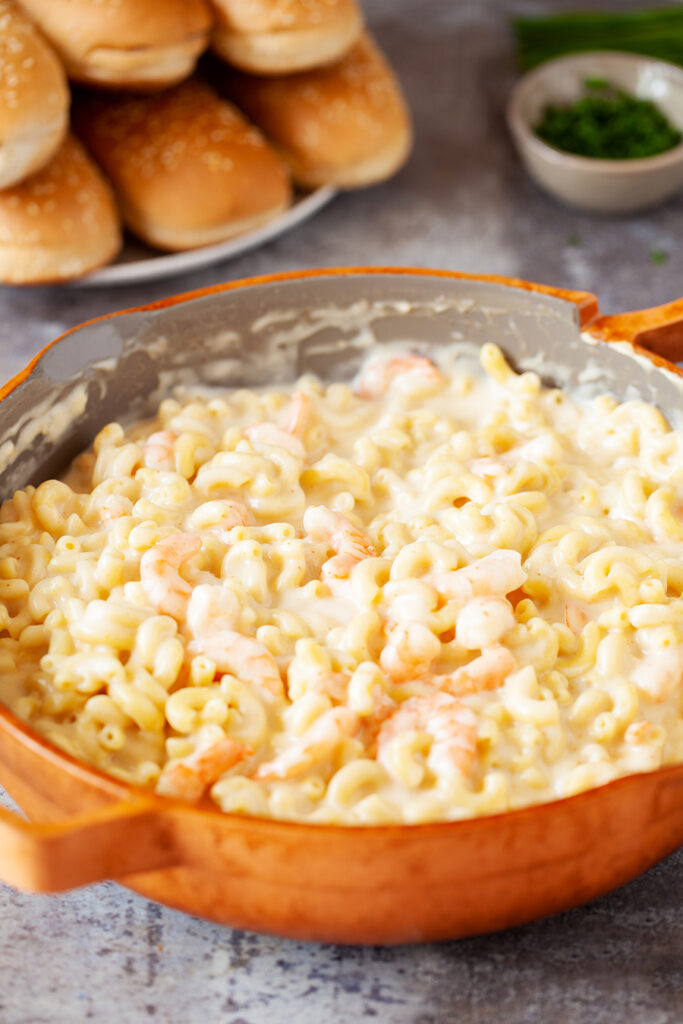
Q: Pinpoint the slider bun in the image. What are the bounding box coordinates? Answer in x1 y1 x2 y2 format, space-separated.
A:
0 1 69 188
211 0 363 74
0 135 121 284
73 79 292 251
17 0 212 89
218 34 413 188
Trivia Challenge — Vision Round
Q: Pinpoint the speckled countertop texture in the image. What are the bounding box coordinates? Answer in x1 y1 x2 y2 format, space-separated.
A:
1 1 682 1021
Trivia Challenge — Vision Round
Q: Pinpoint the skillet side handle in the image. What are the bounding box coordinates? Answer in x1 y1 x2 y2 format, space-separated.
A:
589 298 683 363
0 799 180 893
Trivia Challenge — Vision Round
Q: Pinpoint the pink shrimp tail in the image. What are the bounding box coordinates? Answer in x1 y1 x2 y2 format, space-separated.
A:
156 737 252 803
432 550 527 604
253 707 358 781
281 390 310 437
355 355 443 399
212 500 250 545
439 646 516 697
377 692 478 778
304 505 376 579
189 631 284 698
140 532 201 620
143 430 177 470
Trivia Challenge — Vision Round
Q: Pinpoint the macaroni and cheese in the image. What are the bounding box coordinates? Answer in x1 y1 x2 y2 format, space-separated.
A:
0 343 682 824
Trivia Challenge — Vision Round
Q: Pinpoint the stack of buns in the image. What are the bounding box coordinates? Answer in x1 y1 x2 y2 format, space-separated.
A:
0 0 412 284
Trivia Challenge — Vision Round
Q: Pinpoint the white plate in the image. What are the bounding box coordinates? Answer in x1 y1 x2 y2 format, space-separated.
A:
73 187 337 288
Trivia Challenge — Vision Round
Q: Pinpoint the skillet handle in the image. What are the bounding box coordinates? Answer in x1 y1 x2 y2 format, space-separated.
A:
589 298 683 363
0 798 180 892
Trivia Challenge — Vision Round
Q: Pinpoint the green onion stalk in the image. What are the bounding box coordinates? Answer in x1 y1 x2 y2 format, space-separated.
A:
515 8 683 71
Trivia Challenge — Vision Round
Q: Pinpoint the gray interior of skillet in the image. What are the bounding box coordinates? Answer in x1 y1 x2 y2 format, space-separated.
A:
0 272 679 495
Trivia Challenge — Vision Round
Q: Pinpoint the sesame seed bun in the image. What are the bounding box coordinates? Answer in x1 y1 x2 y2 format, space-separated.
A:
0 134 121 284
17 0 212 90
0 1 69 189
210 0 363 75
214 33 413 189
73 79 292 252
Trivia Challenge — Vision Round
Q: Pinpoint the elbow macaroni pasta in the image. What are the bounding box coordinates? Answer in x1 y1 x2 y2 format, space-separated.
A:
0 343 682 824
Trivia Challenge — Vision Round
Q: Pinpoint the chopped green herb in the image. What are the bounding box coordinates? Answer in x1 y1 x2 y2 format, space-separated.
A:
535 80 682 159
650 248 669 265
566 232 582 246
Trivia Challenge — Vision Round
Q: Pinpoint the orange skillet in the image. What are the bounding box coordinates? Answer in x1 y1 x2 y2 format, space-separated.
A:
0 268 682 944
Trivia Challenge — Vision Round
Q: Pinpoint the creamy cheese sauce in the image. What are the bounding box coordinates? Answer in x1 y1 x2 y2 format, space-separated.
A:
0 342 682 824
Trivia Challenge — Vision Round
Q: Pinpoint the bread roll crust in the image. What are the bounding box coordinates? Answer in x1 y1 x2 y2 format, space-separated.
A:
0 135 121 284
17 0 212 89
0 0 69 188
74 79 292 252
220 34 413 188
211 0 363 74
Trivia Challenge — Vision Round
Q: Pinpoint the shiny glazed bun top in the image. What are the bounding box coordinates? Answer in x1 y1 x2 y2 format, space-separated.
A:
73 78 292 251
0 134 121 284
17 0 213 89
220 33 413 188
0 0 69 187
210 0 363 74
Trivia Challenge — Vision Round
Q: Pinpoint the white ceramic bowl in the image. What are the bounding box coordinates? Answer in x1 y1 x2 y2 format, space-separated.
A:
507 51 683 213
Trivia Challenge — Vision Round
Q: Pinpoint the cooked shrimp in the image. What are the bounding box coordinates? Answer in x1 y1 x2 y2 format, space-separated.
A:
357 688 398 751
281 390 310 437
253 706 358 781
303 505 376 579
377 692 478 778
156 736 252 802
188 498 251 546
243 391 310 457
308 671 350 703
438 646 516 697
186 583 240 638
244 422 304 458
211 499 250 544
97 494 133 523
189 631 284 698
455 596 516 650
625 720 658 745
143 430 177 471
355 354 444 399
140 533 201 620
430 550 526 604
380 622 441 682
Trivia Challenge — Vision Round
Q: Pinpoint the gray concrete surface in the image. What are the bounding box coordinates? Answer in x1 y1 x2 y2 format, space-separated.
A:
1 1 682 1021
